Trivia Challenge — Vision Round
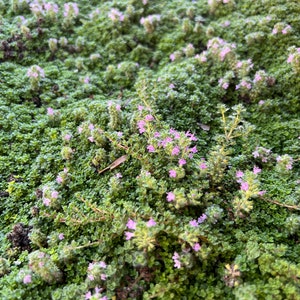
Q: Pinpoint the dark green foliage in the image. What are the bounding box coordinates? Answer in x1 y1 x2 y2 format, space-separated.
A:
0 0 299 299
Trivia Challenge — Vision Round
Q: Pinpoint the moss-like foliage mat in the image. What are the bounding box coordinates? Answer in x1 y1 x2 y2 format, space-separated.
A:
0 0 300 299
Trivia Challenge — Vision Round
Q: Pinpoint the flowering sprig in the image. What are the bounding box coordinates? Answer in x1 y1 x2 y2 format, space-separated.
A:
86 261 107 286
63 2 79 27
140 14 161 33
27 65 45 90
287 46 300 73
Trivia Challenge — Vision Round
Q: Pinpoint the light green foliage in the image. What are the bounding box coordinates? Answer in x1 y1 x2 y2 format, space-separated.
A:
0 0 299 299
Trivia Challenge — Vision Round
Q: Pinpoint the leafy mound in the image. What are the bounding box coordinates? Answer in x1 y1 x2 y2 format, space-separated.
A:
0 0 299 299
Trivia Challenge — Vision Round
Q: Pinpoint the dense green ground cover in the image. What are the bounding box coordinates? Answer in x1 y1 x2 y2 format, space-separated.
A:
0 0 300 299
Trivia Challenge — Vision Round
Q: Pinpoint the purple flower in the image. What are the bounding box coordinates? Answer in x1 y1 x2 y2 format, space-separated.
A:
145 114 154 121
88 274 95 281
101 274 107 280
125 231 134 240
169 170 177 178
43 198 51 206
171 146 180 156
287 54 294 63
147 145 155 153
198 213 207 223
178 158 186 166
137 120 146 133
23 274 32 284
170 53 176 61
199 162 207 170
167 192 175 202
99 261 107 268
192 243 201 252
240 182 249 191
253 166 261 174
64 134 72 141
126 219 136 230
51 191 58 199
47 107 54 116
189 146 198 153
172 252 181 268
252 150 259 158
146 218 157 227
236 170 244 178
58 233 64 240
258 190 266 196
189 220 198 227
56 175 63 184
88 136 94 143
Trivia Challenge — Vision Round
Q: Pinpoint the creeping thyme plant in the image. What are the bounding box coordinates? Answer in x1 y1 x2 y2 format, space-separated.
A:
0 0 300 299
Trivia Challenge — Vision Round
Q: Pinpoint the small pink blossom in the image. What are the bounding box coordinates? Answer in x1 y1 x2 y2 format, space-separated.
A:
51 191 58 199
258 190 266 196
101 274 107 280
222 82 229 89
169 83 175 89
43 198 51 206
258 100 265 105
88 124 95 131
253 166 261 174
88 274 95 281
254 73 262 83
287 54 294 63
170 53 176 61
154 132 161 138
179 158 186 166
219 47 231 61
253 150 260 158
240 182 249 191
23 274 32 284
171 146 180 156
47 107 54 116
88 136 94 142
125 231 134 240
56 175 63 184
137 120 146 133
199 162 207 170
78 126 83 134
189 220 198 227
236 170 244 178
169 169 177 178
58 233 64 240
189 146 198 153
99 261 107 268
192 243 201 251
147 218 157 227
198 214 207 223
64 134 72 141
145 114 154 121
126 219 136 230
147 145 155 153
167 192 175 202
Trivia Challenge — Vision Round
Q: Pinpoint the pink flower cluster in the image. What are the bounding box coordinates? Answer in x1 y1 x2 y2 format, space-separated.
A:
64 2 79 18
252 146 271 162
108 8 124 22
85 287 107 300
27 65 45 79
189 214 207 227
172 252 181 268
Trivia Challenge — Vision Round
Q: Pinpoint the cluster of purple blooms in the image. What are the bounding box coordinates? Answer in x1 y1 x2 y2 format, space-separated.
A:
124 218 157 240
27 65 45 79
85 287 107 300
